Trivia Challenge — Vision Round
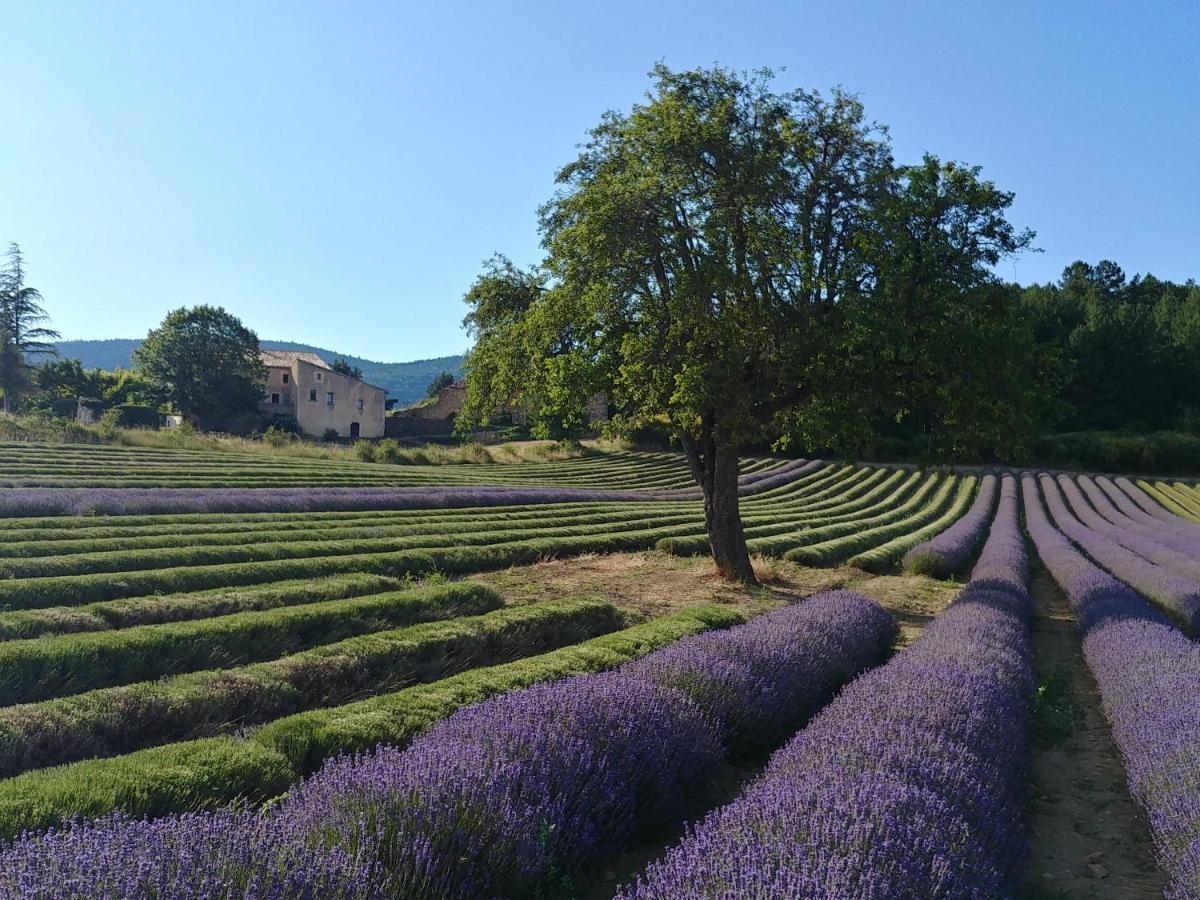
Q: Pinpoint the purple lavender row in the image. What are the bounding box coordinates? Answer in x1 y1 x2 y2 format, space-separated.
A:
271 591 896 898
0 809 379 899
621 474 1033 898
901 472 998 577
735 458 824 496
0 592 896 898
1037 474 1200 632
1021 474 1200 898
968 475 1028 597
1076 476 1200 558
0 463 822 519
1056 475 1200 581
1113 476 1200 535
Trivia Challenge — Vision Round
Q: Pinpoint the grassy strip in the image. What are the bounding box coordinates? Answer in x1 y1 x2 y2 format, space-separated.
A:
0 573 407 641
0 598 621 778
0 604 739 838
0 582 502 704
783 476 962 567
0 526 698 609
849 476 979 573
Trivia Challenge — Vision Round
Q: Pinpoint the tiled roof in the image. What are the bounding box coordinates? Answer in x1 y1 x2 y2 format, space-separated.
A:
261 350 330 369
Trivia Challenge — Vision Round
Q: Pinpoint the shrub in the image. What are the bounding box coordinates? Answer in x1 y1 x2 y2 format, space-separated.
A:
323 428 340 442
114 405 162 429
354 439 375 462
263 425 298 448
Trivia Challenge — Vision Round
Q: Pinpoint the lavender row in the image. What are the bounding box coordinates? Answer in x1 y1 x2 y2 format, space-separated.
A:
968 475 1028 596
0 465 821 519
1112 476 1200 535
1037 474 1200 631
1076 476 1200 558
901 472 998 577
0 592 897 898
1055 475 1200 581
1022 474 1200 898
622 476 1033 898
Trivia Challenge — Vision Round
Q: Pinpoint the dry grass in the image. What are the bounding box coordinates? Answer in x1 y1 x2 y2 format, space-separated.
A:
472 550 961 645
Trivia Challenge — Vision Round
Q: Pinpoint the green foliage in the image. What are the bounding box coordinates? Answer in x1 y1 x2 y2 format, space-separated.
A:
0 574 406 640
1023 261 1200 433
330 358 363 379
783 158 1047 463
322 427 339 442
426 370 455 397
354 438 375 461
1033 430 1200 475
0 243 59 412
34 358 153 407
133 305 264 431
1032 664 1085 749
262 424 297 448
95 408 123 441
0 736 294 839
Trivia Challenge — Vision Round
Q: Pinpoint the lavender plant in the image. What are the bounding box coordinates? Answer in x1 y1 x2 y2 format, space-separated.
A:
1022 474 1200 898
621 475 1033 898
902 473 998 577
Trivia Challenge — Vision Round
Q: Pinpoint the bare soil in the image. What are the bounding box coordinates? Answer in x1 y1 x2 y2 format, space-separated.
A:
1020 567 1164 899
473 550 959 646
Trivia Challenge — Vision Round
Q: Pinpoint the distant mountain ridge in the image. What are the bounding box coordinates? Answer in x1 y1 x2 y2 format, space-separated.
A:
52 339 466 407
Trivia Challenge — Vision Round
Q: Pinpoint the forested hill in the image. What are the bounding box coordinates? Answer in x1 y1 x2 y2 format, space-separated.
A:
52 339 465 406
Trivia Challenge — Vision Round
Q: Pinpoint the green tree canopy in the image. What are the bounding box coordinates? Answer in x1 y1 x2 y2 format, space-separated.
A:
788 155 1048 461
0 243 58 413
463 64 1038 582
133 306 264 430
425 370 455 397
331 358 364 379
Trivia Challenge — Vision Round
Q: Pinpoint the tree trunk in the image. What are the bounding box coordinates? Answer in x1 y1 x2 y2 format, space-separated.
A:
680 420 756 585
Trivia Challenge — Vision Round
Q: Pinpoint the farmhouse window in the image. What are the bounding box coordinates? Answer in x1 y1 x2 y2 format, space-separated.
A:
327 392 335 406
309 389 317 402
282 373 290 384
270 393 280 404
357 399 365 411
316 372 323 382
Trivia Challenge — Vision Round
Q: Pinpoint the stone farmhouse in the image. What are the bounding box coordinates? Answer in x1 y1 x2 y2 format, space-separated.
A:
259 350 387 439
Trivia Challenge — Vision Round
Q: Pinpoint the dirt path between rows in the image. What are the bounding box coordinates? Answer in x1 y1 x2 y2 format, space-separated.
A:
1021 567 1164 899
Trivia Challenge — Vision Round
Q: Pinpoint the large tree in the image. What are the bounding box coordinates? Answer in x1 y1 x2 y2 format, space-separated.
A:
465 65 892 582
0 243 59 412
787 155 1047 461
134 306 264 430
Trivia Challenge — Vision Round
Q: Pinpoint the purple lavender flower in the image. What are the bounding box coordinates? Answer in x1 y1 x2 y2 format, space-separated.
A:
1022 474 1200 897
902 473 998 577
0 809 379 899
1038 474 1200 631
621 478 1032 899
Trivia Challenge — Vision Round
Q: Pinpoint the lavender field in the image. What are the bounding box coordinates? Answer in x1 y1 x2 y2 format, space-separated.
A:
0 444 1198 898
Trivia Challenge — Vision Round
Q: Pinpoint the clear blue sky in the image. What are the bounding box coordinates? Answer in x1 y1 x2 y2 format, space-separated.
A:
3 1 1197 363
